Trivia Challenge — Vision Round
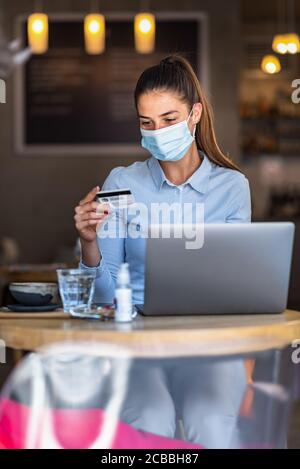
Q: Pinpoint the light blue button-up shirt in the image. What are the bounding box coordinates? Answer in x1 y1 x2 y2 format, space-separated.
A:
80 152 251 304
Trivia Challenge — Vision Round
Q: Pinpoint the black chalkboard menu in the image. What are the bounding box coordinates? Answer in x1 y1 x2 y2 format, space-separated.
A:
16 14 206 154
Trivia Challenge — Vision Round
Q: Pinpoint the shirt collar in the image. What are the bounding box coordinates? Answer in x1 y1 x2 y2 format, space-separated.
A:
148 151 212 194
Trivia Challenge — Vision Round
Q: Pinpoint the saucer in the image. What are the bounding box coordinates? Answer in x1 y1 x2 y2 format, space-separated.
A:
69 305 115 320
6 303 61 312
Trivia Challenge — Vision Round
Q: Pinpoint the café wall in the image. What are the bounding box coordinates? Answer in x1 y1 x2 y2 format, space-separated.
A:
0 0 241 262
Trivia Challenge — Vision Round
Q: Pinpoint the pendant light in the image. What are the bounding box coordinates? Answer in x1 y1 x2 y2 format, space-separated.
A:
272 0 300 54
84 0 105 54
27 1 48 54
134 1 155 54
261 55 282 74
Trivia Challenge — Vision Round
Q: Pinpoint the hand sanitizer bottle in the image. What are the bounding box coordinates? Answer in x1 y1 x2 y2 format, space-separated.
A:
115 263 133 322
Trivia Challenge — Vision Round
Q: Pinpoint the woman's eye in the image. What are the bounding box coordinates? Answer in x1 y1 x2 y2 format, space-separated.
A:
165 118 176 123
141 121 151 126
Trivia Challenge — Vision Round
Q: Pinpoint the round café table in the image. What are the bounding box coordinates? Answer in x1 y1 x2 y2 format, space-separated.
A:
0 309 299 448
0 309 299 357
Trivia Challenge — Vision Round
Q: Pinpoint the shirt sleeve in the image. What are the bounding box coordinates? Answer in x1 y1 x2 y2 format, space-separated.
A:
79 167 126 304
225 175 252 223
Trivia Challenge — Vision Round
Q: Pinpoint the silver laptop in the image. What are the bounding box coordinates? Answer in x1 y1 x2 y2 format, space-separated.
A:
137 222 295 316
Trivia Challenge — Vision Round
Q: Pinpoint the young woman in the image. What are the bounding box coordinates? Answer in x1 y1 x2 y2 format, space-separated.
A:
74 55 251 448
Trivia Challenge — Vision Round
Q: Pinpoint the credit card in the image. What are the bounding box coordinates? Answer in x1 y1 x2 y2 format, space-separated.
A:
94 188 135 209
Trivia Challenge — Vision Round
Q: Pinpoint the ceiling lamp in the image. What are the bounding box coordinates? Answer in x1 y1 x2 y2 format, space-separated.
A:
272 0 300 54
272 34 288 54
261 55 282 74
27 12 48 54
134 12 155 54
285 32 300 54
84 13 105 54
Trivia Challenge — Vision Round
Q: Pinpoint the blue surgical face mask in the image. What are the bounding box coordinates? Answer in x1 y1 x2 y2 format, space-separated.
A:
140 107 196 162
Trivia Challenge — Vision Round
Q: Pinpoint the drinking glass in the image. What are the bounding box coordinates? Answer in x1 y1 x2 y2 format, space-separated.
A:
56 268 96 315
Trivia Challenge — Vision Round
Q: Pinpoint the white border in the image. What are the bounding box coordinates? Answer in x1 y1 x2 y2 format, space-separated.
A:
14 11 209 157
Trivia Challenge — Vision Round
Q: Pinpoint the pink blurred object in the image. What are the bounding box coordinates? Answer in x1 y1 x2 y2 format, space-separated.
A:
0 398 203 450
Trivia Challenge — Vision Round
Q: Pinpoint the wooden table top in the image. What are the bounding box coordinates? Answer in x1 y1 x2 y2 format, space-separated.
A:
0 309 300 358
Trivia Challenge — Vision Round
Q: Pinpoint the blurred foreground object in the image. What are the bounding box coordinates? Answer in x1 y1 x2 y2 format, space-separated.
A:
0 10 31 78
0 342 202 449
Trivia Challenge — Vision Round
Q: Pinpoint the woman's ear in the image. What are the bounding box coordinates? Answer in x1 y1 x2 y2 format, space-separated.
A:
193 102 202 124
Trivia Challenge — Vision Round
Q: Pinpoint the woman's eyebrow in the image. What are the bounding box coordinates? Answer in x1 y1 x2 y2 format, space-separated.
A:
139 110 179 119
160 110 179 117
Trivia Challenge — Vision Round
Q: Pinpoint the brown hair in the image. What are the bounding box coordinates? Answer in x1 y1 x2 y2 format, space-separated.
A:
134 54 240 171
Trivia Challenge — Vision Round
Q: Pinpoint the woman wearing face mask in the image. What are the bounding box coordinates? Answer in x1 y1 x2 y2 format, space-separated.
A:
74 55 251 448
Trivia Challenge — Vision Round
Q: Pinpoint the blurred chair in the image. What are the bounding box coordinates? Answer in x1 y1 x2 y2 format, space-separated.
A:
0 342 202 449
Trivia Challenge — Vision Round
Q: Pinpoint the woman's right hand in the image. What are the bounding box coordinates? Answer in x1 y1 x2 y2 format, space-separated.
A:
74 186 110 243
